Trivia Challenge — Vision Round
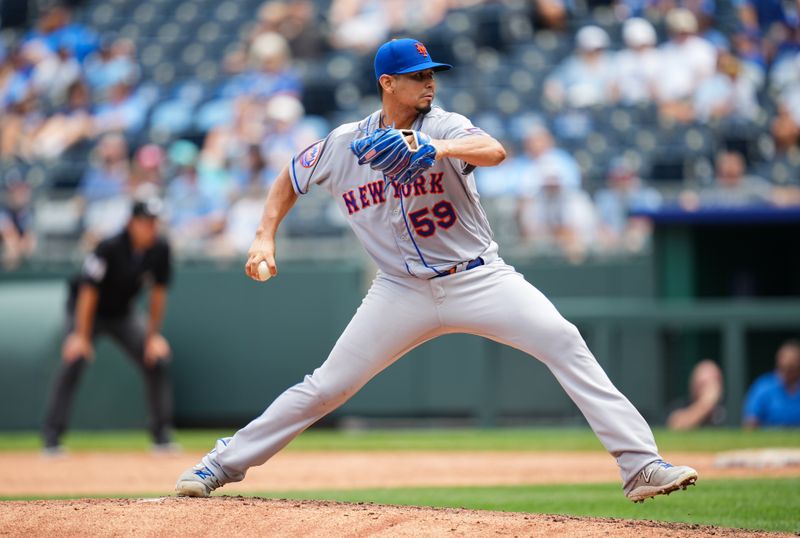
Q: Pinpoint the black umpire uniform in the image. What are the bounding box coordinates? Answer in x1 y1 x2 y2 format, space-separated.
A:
42 200 174 450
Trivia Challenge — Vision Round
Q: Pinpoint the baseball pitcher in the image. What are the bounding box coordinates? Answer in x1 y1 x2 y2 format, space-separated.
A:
176 38 698 503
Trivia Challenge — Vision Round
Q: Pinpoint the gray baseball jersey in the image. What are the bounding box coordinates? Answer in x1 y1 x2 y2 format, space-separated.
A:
185 106 664 499
289 106 499 278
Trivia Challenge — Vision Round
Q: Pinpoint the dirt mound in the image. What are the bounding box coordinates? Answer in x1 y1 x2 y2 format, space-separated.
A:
0 497 788 538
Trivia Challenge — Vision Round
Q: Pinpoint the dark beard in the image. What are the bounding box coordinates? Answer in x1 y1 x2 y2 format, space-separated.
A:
416 103 432 115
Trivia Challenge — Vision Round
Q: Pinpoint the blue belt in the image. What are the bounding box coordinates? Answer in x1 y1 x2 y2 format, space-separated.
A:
432 257 484 278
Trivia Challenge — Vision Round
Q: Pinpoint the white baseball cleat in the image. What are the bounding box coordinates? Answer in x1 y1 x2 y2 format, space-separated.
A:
625 460 698 503
175 463 222 497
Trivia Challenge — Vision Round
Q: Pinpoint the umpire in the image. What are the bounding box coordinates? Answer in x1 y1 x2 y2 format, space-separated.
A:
42 198 175 453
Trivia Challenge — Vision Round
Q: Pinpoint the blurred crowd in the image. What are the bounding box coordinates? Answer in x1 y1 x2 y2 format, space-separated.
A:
1 0 800 267
666 339 800 430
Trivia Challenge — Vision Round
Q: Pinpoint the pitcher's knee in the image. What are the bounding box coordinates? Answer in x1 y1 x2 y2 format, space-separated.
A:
555 319 583 348
535 319 588 362
298 372 360 413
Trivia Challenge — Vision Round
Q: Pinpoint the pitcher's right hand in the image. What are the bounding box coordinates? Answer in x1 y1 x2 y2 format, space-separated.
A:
245 235 277 282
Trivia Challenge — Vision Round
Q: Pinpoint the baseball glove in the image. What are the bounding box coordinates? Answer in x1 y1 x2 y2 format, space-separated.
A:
350 127 437 185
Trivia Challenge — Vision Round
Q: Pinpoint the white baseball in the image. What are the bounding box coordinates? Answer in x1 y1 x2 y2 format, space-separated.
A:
257 260 271 282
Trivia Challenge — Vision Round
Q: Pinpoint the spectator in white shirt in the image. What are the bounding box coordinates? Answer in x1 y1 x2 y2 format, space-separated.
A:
544 26 616 109
694 51 760 123
613 18 661 105
657 8 717 122
518 165 596 263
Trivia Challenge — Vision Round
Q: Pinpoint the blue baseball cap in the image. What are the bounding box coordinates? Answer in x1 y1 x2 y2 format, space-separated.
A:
374 38 452 81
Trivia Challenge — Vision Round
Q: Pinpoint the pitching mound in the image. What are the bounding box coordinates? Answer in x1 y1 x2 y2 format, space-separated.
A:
0 497 788 537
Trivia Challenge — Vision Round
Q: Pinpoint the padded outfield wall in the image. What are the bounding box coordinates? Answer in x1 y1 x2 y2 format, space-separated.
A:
0 254 794 431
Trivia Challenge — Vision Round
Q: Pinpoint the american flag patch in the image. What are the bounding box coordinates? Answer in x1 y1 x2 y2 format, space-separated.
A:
465 127 488 136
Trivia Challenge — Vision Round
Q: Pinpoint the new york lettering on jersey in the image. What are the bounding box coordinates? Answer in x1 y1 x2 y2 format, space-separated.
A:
289 106 496 278
341 173 445 215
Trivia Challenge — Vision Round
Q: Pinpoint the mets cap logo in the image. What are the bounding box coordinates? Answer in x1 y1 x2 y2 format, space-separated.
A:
300 141 322 168
415 42 428 57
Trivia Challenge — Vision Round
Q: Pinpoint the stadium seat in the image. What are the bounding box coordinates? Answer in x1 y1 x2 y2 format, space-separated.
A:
608 108 634 138
174 1 200 25
448 35 478 66
506 68 538 96
132 3 157 25
324 53 359 83
283 189 347 238
507 111 548 143
299 77 337 117
473 112 508 140
757 157 800 185
533 30 571 65
713 119 765 166
147 80 205 136
151 61 176 85
180 43 207 68
443 10 476 39
117 22 142 41
33 196 83 251
194 61 220 83
648 146 690 182
334 82 362 111
196 21 222 44
498 4 535 47
89 4 115 27
213 1 241 24
479 196 521 244
450 90 479 117
157 22 182 44
683 125 715 157
139 43 165 70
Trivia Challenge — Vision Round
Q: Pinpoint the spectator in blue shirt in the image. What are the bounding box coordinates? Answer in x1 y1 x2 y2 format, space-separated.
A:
517 123 582 192
743 340 800 428
84 38 140 100
218 32 301 102
164 141 227 254
78 134 132 248
23 5 99 63
594 158 662 253
92 81 146 135
1 172 36 269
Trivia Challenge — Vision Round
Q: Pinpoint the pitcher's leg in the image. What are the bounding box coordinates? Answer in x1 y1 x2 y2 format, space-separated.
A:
441 264 659 484
206 275 442 484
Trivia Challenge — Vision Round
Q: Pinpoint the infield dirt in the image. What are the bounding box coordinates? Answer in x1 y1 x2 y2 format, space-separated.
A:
2 450 798 537
3 450 798 496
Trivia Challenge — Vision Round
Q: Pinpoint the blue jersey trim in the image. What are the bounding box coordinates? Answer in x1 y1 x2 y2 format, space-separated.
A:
289 157 307 195
397 181 447 277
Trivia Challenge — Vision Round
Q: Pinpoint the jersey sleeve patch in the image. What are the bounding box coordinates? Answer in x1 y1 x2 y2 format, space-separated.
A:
291 138 329 195
465 127 488 137
82 253 107 284
300 140 323 168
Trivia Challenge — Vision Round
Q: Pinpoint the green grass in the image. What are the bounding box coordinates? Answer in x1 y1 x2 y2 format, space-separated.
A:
3 479 798 533
1 427 799 453
256 478 800 533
